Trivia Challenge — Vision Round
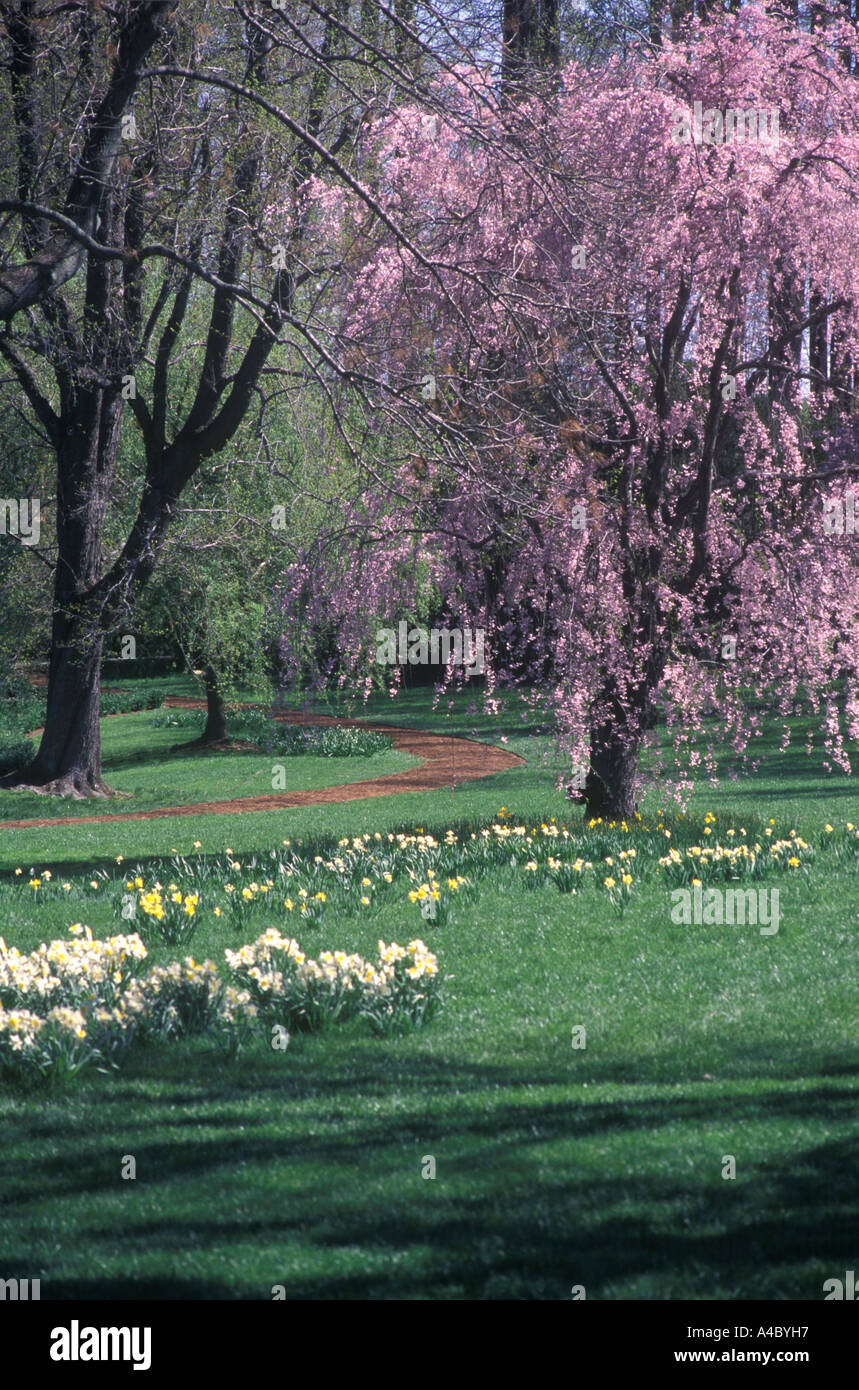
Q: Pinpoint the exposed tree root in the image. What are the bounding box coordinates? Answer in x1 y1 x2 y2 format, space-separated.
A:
0 768 128 800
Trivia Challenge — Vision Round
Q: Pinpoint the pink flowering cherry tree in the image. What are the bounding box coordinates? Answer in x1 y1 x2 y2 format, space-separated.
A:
276 6 859 816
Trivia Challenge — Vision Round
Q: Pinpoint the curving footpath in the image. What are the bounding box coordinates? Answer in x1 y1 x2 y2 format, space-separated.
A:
0 699 524 830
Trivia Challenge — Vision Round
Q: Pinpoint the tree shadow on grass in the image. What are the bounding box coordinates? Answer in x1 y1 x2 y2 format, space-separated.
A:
13 1098 858 1300
98 744 268 776
3 1044 858 1299
36 1277 245 1300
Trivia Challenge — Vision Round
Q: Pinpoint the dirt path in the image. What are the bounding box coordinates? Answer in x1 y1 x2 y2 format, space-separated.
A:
0 698 524 830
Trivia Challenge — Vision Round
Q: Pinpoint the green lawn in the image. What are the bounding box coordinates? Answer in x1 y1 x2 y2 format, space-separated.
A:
0 709 416 825
0 687 857 1299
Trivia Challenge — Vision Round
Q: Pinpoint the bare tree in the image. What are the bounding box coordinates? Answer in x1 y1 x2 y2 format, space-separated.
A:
0 0 433 796
0 1 178 322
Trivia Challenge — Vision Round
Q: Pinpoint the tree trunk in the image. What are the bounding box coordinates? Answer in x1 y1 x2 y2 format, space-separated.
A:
201 664 227 744
808 288 828 397
767 260 803 406
578 717 643 820
648 6 660 47
1 606 109 797
566 677 655 819
7 365 119 795
0 375 123 795
501 0 538 90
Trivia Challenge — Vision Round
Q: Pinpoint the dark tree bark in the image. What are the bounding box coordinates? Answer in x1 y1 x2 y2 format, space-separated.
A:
830 333 855 410
809 289 829 397
538 0 559 66
0 9 284 795
501 0 558 91
202 665 227 744
0 185 126 795
579 719 644 820
569 652 665 819
0 3 176 794
0 1 177 323
648 1 663 46
767 258 804 407
0 407 121 796
17 608 107 798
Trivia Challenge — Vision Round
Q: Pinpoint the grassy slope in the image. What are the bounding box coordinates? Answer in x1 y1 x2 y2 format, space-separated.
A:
0 687 857 1299
0 710 417 828
0 686 854 869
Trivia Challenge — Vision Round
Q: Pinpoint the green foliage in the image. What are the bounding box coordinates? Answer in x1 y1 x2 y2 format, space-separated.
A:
0 734 36 777
150 705 393 756
100 689 164 717
0 685 165 776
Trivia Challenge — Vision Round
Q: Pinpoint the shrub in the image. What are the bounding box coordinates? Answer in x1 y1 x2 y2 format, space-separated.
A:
0 734 36 777
150 707 392 756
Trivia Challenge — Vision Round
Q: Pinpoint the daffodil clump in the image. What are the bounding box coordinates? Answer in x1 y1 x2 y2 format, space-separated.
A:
0 928 256 1079
656 827 813 885
363 939 442 1037
0 1003 96 1080
225 929 442 1037
23 866 107 899
126 878 200 945
5 814 854 944
0 925 146 1077
0 924 148 1009
407 875 468 924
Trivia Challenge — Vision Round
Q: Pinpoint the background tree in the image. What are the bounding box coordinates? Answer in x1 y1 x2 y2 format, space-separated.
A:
132 435 303 744
0 2 337 794
0 0 458 796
